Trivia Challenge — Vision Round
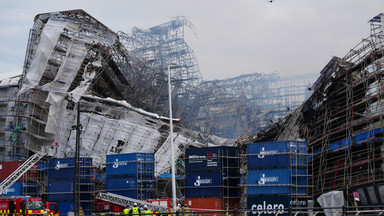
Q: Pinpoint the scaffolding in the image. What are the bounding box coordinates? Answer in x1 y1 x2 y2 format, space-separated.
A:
0 9 321 210
192 72 316 139
245 13 384 206
118 16 203 121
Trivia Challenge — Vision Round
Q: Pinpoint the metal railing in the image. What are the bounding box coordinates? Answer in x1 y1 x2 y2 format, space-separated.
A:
90 206 384 216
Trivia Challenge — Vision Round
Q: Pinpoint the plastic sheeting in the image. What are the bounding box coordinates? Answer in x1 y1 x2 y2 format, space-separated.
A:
19 19 75 94
317 191 344 216
45 66 96 134
9 10 230 172
50 95 207 173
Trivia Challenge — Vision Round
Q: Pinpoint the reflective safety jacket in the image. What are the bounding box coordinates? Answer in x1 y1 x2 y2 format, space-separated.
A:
130 207 140 216
143 209 151 215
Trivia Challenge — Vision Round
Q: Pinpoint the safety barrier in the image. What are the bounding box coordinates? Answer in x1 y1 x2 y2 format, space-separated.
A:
87 205 384 216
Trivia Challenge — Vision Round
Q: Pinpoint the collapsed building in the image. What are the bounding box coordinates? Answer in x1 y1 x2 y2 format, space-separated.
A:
0 9 317 203
0 10 225 174
246 13 384 205
191 72 315 138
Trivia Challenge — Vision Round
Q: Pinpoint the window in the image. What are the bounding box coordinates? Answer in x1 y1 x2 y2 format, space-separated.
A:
26 201 44 210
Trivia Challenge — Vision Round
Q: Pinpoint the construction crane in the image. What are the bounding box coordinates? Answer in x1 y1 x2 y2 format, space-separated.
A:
96 192 170 212
0 145 57 196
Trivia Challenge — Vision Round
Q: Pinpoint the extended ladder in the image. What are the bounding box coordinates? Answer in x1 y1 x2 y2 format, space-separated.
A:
0 146 56 196
96 192 169 212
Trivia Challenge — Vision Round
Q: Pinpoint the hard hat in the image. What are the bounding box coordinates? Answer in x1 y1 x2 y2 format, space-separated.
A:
126 204 130 207
144 205 148 209
178 204 181 207
134 203 138 207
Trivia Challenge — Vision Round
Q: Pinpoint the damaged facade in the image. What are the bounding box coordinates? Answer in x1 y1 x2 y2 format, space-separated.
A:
0 10 230 176
0 10 318 203
247 13 384 205
0 9 315 167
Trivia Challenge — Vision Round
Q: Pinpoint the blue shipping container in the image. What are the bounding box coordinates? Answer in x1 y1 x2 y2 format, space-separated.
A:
185 146 239 172
184 171 239 198
106 176 155 191
248 141 308 169
48 158 92 179
106 153 154 177
0 181 22 197
106 176 138 189
38 162 48 172
247 169 308 195
248 169 291 185
47 180 92 201
185 171 222 187
23 181 39 195
56 202 72 216
247 195 308 216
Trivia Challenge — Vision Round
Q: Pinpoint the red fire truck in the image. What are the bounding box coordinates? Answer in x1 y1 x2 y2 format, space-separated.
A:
46 202 60 216
147 198 174 210
0 196 48 216
95 199 125 213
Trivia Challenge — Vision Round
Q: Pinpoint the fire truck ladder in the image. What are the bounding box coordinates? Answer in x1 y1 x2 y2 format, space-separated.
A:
0 146 56 196
96 192 169 212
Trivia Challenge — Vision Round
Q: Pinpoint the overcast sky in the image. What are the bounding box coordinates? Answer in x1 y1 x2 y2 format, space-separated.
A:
0 0 382 80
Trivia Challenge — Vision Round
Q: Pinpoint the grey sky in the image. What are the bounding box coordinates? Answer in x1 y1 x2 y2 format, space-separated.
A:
0 0 382 80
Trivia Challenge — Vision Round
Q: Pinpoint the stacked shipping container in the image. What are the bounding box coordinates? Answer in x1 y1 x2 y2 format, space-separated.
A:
247 141 309 215
47 158 93 216
0 161 40 197
184 146 240 211
105 153 155 200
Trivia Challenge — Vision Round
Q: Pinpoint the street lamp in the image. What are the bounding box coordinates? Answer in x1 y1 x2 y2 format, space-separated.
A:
167 63 177 212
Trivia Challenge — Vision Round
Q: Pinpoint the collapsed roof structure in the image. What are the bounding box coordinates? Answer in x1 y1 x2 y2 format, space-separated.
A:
245 13 384 205
0 10 229 176
190 72 315 138
0 9 315 189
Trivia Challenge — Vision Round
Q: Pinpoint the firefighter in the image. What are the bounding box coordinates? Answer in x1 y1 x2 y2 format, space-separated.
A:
184 204 190 216
178 204 184 216
129 203 141 216
79 207 85 216
142 205 151 216
124 204 131 216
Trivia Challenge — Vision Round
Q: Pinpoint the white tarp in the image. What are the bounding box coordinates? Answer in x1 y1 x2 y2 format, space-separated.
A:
13 11 230 172
19 19 70 94
317 191 344 216
45 65 96 134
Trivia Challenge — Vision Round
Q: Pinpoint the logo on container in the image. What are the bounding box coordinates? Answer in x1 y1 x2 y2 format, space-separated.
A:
206 151 213 159
290 199 306 206
251 201 284 214
55 161 68 170
194 176 212 186
258 147 278 159
188 155 205 163
257 173 279 185
112 159 127 168
206 151 218 167
3 187 15 194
